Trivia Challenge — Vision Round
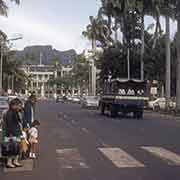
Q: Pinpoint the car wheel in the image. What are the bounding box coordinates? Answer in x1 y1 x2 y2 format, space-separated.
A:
154 105 160 111
133 110 143 119
110 105 118 118
100 103 105 115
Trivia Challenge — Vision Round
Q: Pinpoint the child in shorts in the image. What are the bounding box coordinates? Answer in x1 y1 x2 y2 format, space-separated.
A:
28 120 40 159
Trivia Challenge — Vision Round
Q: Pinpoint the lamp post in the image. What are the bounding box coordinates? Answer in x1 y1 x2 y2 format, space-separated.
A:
0 36 22 94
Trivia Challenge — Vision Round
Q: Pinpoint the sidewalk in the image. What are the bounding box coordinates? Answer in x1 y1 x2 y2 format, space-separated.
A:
145 110 180 121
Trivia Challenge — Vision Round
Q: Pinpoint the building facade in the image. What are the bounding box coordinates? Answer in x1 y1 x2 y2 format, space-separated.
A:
22 64 73 97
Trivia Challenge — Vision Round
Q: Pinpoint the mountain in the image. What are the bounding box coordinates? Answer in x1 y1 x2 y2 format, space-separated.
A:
15 45 77 66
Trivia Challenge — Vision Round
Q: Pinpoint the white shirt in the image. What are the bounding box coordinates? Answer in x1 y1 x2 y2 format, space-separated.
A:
29 127 38 139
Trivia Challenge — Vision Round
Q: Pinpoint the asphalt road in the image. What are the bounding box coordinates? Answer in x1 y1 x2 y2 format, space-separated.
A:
1 100 180 180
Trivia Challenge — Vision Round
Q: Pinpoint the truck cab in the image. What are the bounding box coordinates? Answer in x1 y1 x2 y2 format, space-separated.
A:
99 78 149 118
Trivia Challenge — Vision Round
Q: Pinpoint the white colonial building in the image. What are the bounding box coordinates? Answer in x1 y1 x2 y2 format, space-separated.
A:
22 63 73 97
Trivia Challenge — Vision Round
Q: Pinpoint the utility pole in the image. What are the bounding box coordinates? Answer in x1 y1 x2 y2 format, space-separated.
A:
0 48 3 94
127 48 130 80
12 75 14 94
165 15 171 99
91 60 96 96
140 14 145 81
176 1 180 113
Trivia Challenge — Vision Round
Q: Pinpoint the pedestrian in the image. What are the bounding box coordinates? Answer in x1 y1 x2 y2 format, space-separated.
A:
29 120 40 159
2 98 23 168
24 95 36 128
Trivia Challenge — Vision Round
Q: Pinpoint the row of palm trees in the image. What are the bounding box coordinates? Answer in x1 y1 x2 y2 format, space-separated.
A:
83 0 180 113
0 0 28 93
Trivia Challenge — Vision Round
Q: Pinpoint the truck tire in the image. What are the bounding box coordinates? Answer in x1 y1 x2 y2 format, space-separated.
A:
100 103 105 115
133 110 143 119
110 105 118 118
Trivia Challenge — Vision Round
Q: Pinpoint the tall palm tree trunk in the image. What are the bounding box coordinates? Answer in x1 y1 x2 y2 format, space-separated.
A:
165 15 171 99
107 15 112 31
91 38 96 96
114 18 118 43
140 14 144 81
176 1 180 113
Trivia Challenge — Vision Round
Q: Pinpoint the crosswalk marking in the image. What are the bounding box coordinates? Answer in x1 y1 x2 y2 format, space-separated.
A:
99 147 145 168
142 146 180 166
56 148 89 169
3 159 33 173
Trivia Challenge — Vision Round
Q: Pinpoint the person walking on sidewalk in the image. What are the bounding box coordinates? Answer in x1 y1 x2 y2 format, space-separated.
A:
23 95 36 128
3 99 23 168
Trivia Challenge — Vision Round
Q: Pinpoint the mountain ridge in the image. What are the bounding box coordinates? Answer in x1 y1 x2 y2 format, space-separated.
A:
15 45 77 66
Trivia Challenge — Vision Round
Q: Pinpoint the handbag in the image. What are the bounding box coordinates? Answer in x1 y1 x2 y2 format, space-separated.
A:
1 139 20 156
20 139 28 153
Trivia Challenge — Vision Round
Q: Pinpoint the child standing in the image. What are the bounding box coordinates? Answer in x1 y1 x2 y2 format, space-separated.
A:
28 120 40 159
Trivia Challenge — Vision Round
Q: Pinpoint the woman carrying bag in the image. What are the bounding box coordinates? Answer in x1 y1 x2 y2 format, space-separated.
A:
2 98 23 168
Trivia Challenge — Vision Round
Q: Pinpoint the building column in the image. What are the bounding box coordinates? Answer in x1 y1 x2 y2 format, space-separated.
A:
36 74 39 94
41 75 45 97
31 79 33 91
72 88 75 97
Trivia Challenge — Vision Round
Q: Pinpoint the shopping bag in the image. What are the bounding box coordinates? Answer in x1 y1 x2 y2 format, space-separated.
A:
1 139 20 156
20 139 28 153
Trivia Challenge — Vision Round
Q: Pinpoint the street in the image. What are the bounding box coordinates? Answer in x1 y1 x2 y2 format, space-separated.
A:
1 100 180 180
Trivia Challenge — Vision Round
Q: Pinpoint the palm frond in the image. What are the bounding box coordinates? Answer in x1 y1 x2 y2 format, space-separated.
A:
0 0 8 16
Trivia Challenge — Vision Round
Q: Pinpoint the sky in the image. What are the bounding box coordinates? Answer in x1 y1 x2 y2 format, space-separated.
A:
0 0 178 53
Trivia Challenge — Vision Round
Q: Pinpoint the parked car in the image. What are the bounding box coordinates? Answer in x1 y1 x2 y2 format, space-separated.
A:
0 96 9 131
72 96 80 103
8 95 17 102
148 97 176 111
66 96 73 101
81 96 99 109
56 96 64 103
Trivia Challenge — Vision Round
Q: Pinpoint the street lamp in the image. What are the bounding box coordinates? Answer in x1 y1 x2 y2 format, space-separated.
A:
0 36 23 94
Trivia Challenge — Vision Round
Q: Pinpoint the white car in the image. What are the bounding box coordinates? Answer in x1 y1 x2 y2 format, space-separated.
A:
72 96 80 103
148 97 176 111
67 96 73 101
81 96 99 109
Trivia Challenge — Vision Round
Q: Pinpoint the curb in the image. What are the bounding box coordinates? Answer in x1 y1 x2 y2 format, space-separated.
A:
145 110 180 121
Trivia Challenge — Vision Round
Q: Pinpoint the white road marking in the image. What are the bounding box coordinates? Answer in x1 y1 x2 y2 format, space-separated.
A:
99 147 145 168
81 128 90 133
56 148 89 169
142 146 180 166
4 159 33 173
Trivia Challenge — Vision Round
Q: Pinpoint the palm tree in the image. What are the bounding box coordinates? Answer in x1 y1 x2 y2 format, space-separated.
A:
0 30 7 42
175 1 180 113
3 51 27 92
83 16 111 49
82 16 98 50
52 55 62 95
0 0 20 16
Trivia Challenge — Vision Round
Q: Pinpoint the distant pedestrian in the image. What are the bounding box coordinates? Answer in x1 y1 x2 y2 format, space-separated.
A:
24 95 36 128
2 98 23 168
29 120 40 159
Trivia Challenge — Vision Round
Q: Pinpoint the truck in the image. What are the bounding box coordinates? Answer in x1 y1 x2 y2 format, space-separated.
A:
99 78 149 118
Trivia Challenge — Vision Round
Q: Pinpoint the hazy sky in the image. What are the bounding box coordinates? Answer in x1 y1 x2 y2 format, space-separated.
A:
0 0 177 53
